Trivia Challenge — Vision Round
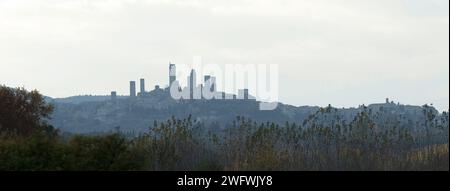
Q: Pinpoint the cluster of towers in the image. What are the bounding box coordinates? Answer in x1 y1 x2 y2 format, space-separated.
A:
111 62 250 100
129 78 153 97
126 78 161 98
184 68 220 100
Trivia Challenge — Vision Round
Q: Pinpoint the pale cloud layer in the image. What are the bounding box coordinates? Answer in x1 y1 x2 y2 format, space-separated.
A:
0 0 448 111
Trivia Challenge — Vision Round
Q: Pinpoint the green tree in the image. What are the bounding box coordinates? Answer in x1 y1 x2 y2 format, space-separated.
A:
0 86 54 136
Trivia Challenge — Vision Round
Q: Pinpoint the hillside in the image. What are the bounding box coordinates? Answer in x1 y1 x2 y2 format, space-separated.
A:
47 90 445 134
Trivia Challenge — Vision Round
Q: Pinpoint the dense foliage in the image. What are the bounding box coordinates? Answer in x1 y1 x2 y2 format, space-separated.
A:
0 113 448 171
0 86 55 136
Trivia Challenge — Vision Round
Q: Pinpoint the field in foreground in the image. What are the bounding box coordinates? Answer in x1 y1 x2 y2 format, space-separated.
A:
1 115 448 171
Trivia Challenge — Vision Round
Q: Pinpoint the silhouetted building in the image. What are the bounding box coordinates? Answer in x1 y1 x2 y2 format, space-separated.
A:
140 78 145 95
169 63 176 87
210 76 216 92
238 89 249 100
204 75 211 83
203 75 216 91
189 69 196 99
111 91 117 101
204 75 211 93
130 81 136 97
203 75 217 99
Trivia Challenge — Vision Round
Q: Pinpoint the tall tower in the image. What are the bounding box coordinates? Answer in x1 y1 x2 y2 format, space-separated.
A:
189 69 196 99
130 81 136 97
238 89 249 100
140 78 145 95
210 76 216 92
204 75 211 87
204 75 211 82
169 63 176 87
204 75 215 92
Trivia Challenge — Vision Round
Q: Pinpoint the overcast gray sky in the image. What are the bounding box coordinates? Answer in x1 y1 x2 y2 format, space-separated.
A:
0 0 448 111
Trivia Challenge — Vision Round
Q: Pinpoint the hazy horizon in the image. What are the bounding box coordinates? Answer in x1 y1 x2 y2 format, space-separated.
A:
1 0 448 111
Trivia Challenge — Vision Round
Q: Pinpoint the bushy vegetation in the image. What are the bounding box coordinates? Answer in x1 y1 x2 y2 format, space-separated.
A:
0 86 448 171
0 86 54 136
1 114 448 171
